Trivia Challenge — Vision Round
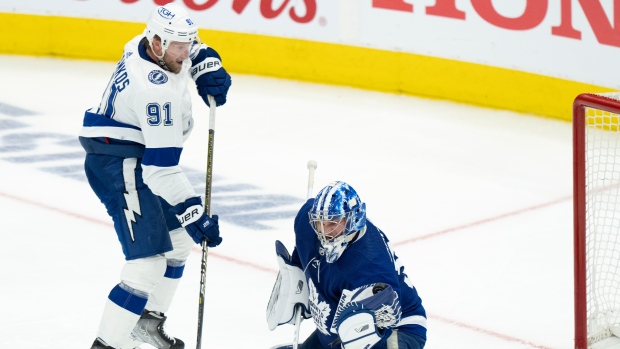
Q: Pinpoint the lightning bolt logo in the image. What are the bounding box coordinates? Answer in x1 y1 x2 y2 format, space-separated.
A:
124 191 141 241
122 158 141 241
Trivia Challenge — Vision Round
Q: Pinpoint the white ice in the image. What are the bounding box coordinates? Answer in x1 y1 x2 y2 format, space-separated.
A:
0 54 574 349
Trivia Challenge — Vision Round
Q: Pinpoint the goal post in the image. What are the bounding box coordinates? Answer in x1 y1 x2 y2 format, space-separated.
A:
573 92 620 349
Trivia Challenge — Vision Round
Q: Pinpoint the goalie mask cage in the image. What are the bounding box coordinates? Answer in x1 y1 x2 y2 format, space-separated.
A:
574 92 620 349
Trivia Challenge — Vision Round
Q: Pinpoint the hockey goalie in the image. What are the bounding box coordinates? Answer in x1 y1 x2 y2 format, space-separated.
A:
266 181 427 349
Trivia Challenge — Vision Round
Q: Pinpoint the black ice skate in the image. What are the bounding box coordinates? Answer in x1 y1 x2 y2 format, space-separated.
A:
90 338 114 349
131 310 185 349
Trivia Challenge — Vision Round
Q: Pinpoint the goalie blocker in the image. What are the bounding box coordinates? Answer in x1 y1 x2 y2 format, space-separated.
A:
266 240 311 330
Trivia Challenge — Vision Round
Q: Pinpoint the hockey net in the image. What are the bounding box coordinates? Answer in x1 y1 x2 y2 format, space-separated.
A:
574 92 620 349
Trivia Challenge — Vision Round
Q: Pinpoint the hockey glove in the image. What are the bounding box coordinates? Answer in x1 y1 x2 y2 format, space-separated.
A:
332 283 401 349
171 197 222 247
190 44 231 107
337 309 382 349
266 240 311 330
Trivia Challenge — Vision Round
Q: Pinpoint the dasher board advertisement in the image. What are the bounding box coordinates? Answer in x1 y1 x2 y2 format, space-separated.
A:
1 0 618 88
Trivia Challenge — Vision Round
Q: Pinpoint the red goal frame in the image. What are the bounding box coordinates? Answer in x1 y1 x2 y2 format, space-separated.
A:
573 93 620 349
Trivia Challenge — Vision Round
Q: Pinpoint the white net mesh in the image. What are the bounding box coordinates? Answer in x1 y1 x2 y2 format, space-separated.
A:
584 92 620 345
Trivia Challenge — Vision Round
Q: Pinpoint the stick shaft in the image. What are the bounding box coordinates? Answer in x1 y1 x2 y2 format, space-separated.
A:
293 160 317 349
204 102 216 216
307 168 316 199
197 95 217 349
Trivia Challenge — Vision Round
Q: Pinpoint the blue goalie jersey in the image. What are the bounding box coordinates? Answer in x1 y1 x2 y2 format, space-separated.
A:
291 199 427 348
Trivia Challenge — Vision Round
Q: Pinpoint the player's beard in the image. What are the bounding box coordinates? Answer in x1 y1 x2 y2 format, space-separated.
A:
163 56 188 74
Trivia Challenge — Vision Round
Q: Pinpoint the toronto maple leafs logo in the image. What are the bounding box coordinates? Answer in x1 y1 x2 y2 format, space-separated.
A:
308 279 331 335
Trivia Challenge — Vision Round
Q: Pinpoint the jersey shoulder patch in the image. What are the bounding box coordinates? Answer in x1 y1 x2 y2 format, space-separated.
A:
148 70 168 85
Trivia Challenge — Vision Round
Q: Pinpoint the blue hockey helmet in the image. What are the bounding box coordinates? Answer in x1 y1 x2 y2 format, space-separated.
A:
309 181 367 263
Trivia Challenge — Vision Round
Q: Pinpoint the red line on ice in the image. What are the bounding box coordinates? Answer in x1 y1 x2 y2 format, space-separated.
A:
393 195 572 247
431 314 554 349
0 191 112 226
2 190 566 348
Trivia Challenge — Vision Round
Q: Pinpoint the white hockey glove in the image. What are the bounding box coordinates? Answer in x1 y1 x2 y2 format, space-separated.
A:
266 240 310 330
331 283 402 349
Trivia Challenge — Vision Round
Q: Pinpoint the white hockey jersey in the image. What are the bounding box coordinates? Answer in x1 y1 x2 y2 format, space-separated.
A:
79 35 197 206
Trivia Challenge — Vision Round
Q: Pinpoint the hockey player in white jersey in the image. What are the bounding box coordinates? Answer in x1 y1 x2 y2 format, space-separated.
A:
267 181 427 349
78 4 231 349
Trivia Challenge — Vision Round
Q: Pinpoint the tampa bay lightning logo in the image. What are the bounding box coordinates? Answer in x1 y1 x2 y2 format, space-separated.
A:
148 70 168 85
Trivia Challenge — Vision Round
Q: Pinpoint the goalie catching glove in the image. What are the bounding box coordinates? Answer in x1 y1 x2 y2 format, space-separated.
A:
170 197 222 247
331 283 402 349
190 43 231 107
266 240 311 330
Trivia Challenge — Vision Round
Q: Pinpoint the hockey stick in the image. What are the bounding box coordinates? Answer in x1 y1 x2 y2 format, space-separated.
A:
291 160 318 349
197 95 217 349
306 160 317 200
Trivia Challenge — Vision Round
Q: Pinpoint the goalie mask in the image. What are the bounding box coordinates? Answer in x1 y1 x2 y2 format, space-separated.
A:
309 181 366 263
144 4 198 58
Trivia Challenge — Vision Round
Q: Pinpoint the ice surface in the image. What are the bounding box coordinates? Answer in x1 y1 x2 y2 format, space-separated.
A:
0 54 574 348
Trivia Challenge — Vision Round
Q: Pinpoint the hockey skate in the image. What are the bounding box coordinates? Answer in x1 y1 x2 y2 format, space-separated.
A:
130 310 185 349
90 338 114 349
